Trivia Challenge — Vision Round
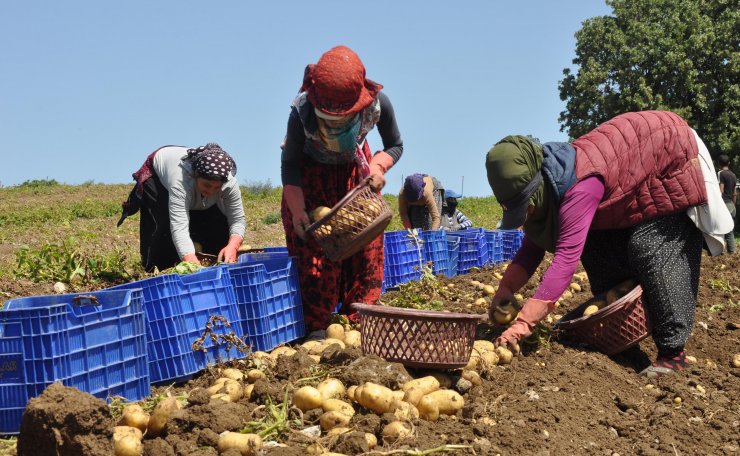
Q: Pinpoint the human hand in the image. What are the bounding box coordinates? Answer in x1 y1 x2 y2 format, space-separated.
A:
218 235 243 263
292 211 311 240
487 286 515 323
182 253 202 265
368 173 386 192
494 297 553 353
494 321 530 354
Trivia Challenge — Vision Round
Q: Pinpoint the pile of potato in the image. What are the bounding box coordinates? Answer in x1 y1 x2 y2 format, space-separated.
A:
582 278 637 317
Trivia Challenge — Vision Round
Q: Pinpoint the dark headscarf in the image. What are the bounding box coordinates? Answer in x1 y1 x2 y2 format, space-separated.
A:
486 136 560 252
403 173 427 202
185 143 237 182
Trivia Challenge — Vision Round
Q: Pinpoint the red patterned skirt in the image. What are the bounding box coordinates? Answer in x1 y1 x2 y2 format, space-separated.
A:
281 142 384 331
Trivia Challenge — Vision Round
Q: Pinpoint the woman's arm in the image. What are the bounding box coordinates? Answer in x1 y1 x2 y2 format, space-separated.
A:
531 176 605 301
421 177 441 230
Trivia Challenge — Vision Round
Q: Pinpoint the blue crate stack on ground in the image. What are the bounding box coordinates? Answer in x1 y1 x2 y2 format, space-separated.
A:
446 236 460 277
501 230 525 261
420 230 450 277
109 267 242 385
382 230 425 290
0 289 149 435
446 228 489 274
227 252 305 352
485 230 504 264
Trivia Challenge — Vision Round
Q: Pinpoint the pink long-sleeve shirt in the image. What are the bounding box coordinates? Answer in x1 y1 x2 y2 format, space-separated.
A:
512 176 606 302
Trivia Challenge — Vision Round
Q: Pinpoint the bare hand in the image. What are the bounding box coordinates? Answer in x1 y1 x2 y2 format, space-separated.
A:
292 211 311 240
487 287 515 323
368 173 386 192
218 245 238 263
182 253 202 265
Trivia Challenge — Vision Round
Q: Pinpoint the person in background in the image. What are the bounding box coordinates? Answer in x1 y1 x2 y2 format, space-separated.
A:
280 45 403 331
118 143 245 272
485 111 733 378
440 189 473 231
717 154 737 254
398 173 443 230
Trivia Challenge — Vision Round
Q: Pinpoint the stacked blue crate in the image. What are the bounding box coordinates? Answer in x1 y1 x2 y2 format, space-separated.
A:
501 230 525 261
446 236 460 277
420 230 450 276
110 267 242 384
0 289 149 435
485 230 504 264
382 230 424 290
446 228 489 274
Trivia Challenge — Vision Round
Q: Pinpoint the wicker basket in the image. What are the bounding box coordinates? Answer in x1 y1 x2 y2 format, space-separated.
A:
554 285 652 355
351 303 484 369
306 180 392 262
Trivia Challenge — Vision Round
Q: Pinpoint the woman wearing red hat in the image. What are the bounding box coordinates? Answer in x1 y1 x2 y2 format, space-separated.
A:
280 46 403 331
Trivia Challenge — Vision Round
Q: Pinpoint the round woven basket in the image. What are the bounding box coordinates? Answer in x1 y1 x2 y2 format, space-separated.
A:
306 180 392 262
554 285 652 355
351 303 484 369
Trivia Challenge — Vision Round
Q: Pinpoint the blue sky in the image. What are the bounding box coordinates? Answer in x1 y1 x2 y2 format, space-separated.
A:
1 1 612 197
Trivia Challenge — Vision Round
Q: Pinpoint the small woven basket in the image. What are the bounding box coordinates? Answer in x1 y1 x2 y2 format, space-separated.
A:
554 285 652 355
351 303 484 369
306 180 392 262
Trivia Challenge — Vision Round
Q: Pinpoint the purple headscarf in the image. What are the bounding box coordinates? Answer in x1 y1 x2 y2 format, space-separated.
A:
403 173 427 202
185 143 237 181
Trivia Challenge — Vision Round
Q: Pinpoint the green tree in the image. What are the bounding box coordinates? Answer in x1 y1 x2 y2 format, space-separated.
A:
558 0 739 163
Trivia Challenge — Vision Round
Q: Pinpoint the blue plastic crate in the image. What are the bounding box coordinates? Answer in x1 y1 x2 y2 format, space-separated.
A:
501 230 524 261
224 254 305 351
446 236 460 277
446 228 489 274
382 230 424 290
110 267 242 384
485 230 504 264
420 230 450 276
0 289 149 435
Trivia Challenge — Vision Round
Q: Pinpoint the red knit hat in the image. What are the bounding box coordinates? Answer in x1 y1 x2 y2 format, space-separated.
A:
305 46 383 117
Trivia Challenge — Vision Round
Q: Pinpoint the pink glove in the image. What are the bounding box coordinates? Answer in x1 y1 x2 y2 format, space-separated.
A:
182 253 202 265
283 185 309 240
368 151 394 192
495 297 553 353
218 235 243 263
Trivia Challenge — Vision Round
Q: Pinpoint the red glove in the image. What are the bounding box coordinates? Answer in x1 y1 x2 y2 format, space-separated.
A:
495 297 553 353
368 151 394 192
283 185 309 240
218 235 243 263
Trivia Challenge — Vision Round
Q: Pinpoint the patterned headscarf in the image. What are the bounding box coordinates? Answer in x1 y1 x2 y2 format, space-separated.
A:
404 173 427 202
185 143 237 182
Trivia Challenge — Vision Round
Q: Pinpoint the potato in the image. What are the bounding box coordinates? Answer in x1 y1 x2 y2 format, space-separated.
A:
732 353 740 368
392 400 419 421
470 280 481 286
493 303 518 325
222 368 245 381
218 432 263 456
317 378 346 400
357 382 395 414
301 340 324 353
381 421 412 441
243 384 255 400
402 376 440 393
583 305 600 316
561 290 573 300
424 390 464 415
464 352 480 371
427 372 453 389
569 282 582 292
251 351 273 363
119 404 149 432
474 297 487 307
480 350 499 367
320 411 352 431
114 434 143 456
482 285 496 296
326 427 352 437
365 432 378 449
344 330 361 348
417 395 439 421
146 397 181 437
270 346 296 360
211 393 231 403
309 206 332 222
346 385 358 402
113 425 143 442
224 379 243 402
473 340 496 353
207 377 231 395
391 390 405 402
461 370 482 386
323 338 346 350
308 355 321 363
322 398 355 417
326 324 346 341
402 387 425 407
495 346 513 365
293 386 323 412
246 369 265 383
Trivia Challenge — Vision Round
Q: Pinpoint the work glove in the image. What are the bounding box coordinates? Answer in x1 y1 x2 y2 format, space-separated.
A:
283 185 309 240
182 253 202 266
368 151 394 192
218 235 243 263
494 297 553 353
487 263 530 322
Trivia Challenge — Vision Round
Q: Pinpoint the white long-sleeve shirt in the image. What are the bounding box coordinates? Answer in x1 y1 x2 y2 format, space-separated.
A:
153 146 246 258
